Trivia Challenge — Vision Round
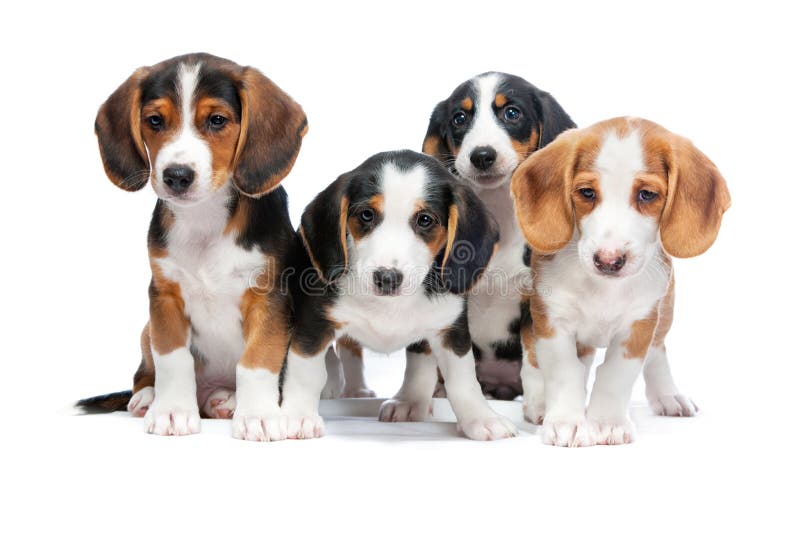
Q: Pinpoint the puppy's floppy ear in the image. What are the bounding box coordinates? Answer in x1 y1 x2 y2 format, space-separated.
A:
234 67 308 197
511 130 576 253
299 174 352 283
532 87 576 149
436 182 500 294
660 134 731 258
422 100 451 163
95 67 151 191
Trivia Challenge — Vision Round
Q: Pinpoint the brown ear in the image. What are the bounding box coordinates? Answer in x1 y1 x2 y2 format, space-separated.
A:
233 68 308 197
94 67 150 191
660 135 731 258
510 131 576 253
421 100 451 163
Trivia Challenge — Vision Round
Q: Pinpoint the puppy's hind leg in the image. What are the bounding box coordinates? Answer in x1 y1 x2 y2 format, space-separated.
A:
128 323 155 418
338 336 375 398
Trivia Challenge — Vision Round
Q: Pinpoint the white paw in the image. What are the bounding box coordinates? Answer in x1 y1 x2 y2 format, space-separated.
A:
127 386 154 417
649 394 698 417
320 382 343 399
522 400 545 425
232 411 288 442
378 399 431 422
457 413 518 441
144 399 201 436
432 382 447 398
588 417 636 445
541 417 593 447
202 388 236 419
342 387 376 398
285 413 325 439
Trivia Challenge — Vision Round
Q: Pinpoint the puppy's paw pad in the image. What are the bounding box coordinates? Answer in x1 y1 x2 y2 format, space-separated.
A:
342 387 376 399
458 414 518 441
232 412 288 442
541 418 593 447
286 414 325 439
144 402 201 436
650 394 698 417
203 388 236 419
127 387 154 418
589 418 635 445
378 399 431 422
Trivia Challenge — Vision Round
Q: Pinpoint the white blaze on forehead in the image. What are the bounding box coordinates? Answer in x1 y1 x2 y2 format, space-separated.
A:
455 73 518 183
579 126 659 277
351 162 433 290
153 62 214 202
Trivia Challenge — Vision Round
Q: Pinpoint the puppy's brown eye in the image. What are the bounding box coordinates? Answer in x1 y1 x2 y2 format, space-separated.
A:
358 209 375 224
638 190 657 202
208 114 227 129
146 115 164 130
579 188 596 200
453 111 467 127
416 213 434 229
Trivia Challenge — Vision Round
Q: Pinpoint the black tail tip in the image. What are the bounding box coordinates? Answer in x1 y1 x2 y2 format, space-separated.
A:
75 390 133 414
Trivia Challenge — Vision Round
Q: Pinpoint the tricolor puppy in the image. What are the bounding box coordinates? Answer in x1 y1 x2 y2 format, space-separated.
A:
78 53 307 441
511 117 730 446
324 73 576 403
282 150 518 440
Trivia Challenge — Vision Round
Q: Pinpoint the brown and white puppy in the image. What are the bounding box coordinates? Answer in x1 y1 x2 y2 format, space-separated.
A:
78 53 307 441
511 117 730 446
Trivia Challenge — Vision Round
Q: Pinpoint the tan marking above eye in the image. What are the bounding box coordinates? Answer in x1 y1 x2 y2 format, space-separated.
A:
461 97 473 111
494 93 508 107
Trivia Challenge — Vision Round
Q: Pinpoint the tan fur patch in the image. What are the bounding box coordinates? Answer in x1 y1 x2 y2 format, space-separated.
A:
238 289 289 373
195 97 242 192
461 97 473 111
440 204 458 276
577 343 595 358
337 335 363 357
133 322 155 392
652 267 675 347
494 93 507 107
624 306 659 359
148 266 189 355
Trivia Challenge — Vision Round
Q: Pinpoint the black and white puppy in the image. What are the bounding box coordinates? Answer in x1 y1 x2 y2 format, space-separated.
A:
420 72 576 400
280 150 518 440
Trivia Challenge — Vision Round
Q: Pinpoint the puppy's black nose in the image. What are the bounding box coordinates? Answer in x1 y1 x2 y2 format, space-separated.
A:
163 165 195 193
470 146 497 170
373 268 404 295
593 252 626 275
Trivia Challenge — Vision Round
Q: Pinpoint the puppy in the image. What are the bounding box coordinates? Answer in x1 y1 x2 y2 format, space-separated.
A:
324 73 576 403
510 117 730 446
281 150 518 440
79 53 307 441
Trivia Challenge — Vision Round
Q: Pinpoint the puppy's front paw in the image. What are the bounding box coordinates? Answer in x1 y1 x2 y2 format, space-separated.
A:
541 417 593 447
649 394 698 417
342 386 376 398
232 411 288 442
202 388 236 419
522 400 545 425
457 414 518 441
378 399 431 422
285 413 325 439
144 399 201 436
588 417 635 445
128 386 154 417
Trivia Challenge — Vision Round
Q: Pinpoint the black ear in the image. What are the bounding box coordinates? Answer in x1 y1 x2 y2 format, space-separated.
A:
299 174 351 283
95 67 151 191
233 67 308 197
421 100 451 163
533 87 576 148
436 182 499 294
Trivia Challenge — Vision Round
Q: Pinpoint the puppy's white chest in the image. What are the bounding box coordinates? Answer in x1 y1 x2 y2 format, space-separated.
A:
158 229 264 370
332 290 463 354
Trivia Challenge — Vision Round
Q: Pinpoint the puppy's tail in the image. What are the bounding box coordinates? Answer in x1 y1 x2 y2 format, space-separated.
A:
75 390 132 414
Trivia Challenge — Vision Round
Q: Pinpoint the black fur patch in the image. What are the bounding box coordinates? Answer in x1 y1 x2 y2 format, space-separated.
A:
407 340 431 354
440 301 472 356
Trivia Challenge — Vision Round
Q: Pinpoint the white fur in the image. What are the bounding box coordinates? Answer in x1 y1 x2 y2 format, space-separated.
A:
454 73 519 187
527 126 681 446
378 346 438 422
232 365 285 441
281 351 327 439
144 346 201 436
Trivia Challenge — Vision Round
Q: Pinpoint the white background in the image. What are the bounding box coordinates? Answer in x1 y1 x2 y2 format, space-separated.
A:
2 1 798 532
